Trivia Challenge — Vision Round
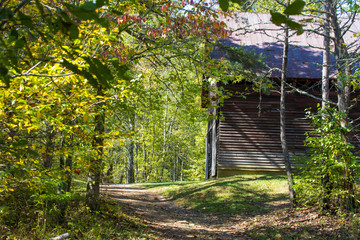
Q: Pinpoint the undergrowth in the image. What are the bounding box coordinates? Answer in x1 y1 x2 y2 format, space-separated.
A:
0 179 152 240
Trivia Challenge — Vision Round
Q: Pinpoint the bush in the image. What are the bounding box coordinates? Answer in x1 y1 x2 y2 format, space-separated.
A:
295 106 359 213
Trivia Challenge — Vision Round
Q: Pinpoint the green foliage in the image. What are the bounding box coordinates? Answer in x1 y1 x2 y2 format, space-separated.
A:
219 0 230 11
104 60 208 183
295 106 359 212
214 42 272 92
1 0 232 232
270 0 306 35
283 0 305 15
1 190 151 239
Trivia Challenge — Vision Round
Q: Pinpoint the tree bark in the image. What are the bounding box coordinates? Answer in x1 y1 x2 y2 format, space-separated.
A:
328 0 356 211
142 140 148 181
321 0 332 212
43 124 54 169
86 85 105 211
322 0 330 111
126 114 135 184
280 24 295 208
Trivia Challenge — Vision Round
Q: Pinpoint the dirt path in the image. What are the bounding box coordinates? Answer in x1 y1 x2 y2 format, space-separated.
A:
101 184 248 240
101 184 358 240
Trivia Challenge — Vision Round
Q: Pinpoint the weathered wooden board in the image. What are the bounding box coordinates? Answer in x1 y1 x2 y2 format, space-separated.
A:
214 83 360 176
217 84 318 173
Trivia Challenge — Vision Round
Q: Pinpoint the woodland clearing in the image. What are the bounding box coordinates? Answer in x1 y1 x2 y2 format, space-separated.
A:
102 175 360 240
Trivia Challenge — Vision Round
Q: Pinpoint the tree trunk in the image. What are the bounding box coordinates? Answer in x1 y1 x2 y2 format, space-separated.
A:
135 143 139 182
180 156 183 181
328 1 356 211
142 140 148 181
43 124 54 169
57 152 72 223
280 24 295 208
322 0 330 111
205 120 212 179
127 115 135 184
86 85 105 211
58 153 73 192
321 0 332 212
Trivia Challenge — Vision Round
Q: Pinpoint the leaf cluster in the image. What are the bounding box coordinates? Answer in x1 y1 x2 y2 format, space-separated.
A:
295 106 359 212
270 0 306 35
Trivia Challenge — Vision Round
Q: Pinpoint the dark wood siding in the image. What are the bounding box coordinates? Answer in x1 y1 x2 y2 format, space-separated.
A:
215 83 360 176
217 84 317 172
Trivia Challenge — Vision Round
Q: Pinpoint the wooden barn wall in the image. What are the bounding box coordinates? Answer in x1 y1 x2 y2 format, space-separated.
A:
217 84 360 175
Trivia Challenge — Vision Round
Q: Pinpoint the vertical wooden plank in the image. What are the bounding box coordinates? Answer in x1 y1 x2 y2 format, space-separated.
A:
211 118 217 178
205 120 211 179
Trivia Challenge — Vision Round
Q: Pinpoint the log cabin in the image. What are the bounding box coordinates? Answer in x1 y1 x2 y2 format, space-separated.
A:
205 12 360 178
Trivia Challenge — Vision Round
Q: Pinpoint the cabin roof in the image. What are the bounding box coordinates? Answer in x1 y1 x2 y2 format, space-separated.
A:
212 12 360 80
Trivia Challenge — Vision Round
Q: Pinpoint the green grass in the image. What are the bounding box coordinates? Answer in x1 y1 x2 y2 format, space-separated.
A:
138 175 360 239
138 174 289 214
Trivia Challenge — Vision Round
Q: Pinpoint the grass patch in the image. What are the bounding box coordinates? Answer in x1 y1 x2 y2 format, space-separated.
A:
139 175 360 239
139 174 289 214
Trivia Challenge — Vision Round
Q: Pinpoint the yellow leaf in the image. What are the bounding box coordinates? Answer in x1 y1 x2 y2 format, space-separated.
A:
8 188 14 192
84 114 88 122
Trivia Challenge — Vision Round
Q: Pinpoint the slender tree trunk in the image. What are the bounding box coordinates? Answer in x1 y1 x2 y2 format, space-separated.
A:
135 143 139 182
328 1 356 210
57 87 74 222
180 156 183 181
58 154 73 193
161 91 169 181
321 0 332 212
127 115 135 184
280 25 295 208
127 140 135 183
43 124 54 169
151 124 156 180
322 1 330 111
86 85 105 211
205 120 212 179
142 140 148 181
57 152 72 223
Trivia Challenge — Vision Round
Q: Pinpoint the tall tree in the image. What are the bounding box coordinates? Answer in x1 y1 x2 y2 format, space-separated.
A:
277 0 360 212
320 0 332 212
86 85 105 211
280 21 296 208
1 0 230 222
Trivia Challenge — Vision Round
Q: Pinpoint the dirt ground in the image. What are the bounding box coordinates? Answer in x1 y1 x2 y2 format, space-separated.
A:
101 184 249 240
101 184 356 240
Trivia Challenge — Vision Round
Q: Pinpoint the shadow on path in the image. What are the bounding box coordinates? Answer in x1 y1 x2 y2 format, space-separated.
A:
101 184 247 240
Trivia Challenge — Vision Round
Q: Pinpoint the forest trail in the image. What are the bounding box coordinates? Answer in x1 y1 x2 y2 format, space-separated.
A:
101 184 248 240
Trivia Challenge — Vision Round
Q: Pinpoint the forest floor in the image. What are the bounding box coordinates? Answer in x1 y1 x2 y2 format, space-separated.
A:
101 184 244 239
101 182 360 240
